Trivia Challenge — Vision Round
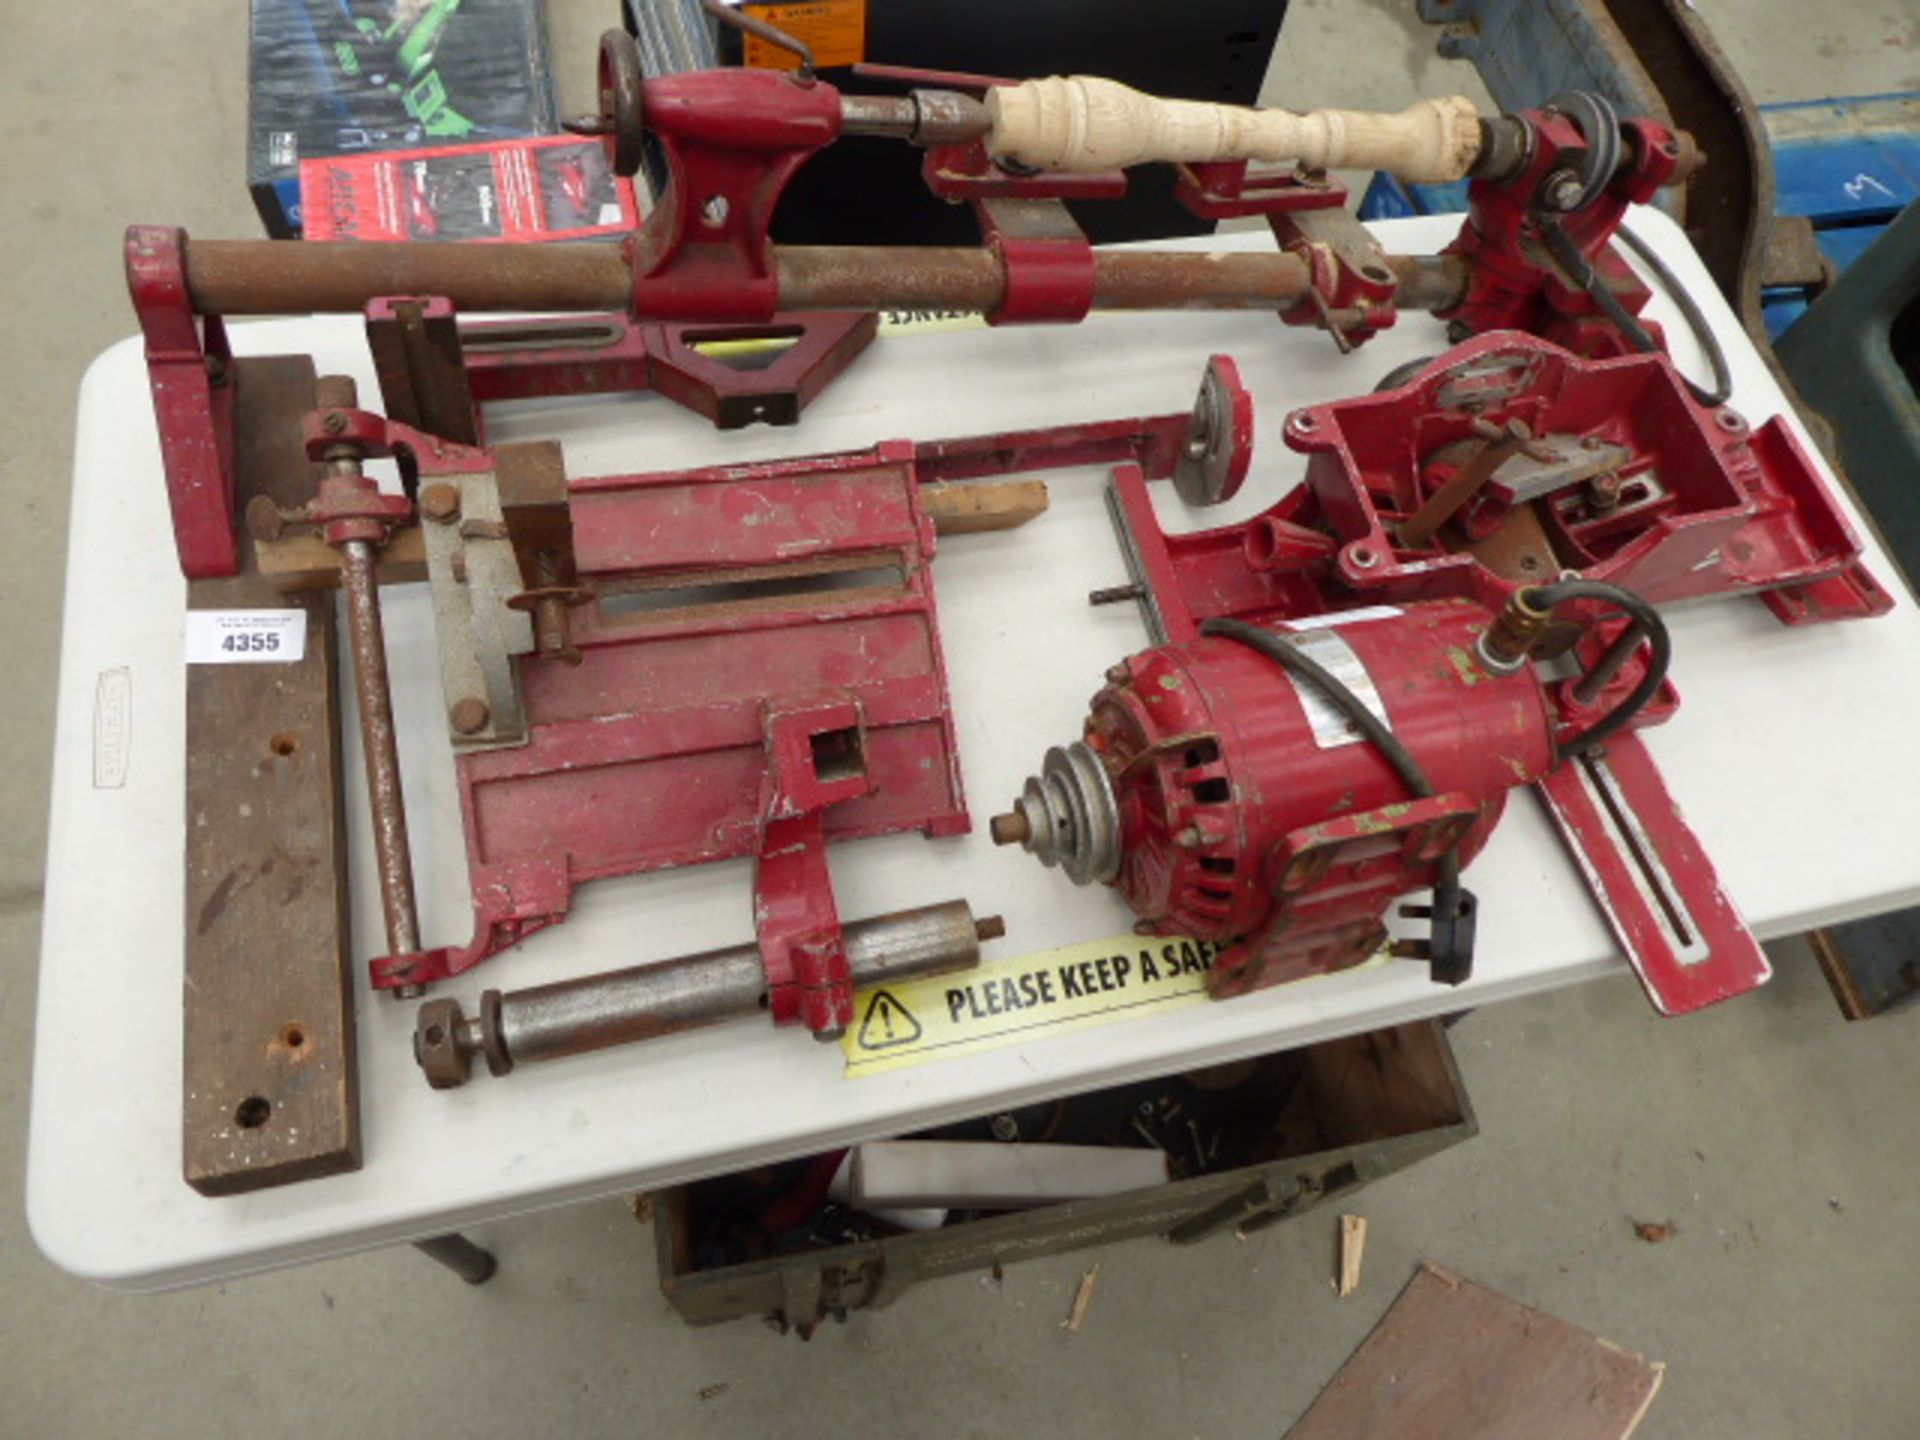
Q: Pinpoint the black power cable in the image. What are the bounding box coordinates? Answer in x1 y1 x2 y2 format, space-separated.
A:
1516 579 1672 757
1199 617 1476 986
1539 214 1734 408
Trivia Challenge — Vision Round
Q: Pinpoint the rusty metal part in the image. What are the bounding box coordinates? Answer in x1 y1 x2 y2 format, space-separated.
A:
701 0 814 79
414 902 994 1087
366 298 478 446
496 444 585 663
1470 115 1534 182
313 374 430 996
419 483 460 522
178 237 1472 320
988 812 1031 846
1476 587 1555 674
564 31 649 176
1385 253 1471 312
339 538 424 995
989 743 1122 886
185 240 636 314
839 91 991 146
1397 418 1537 547
449 697 491 735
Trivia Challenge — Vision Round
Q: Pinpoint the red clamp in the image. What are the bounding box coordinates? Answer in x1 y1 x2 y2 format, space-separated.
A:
629 69 844 323
983 205 1096 326
298 407 417 545
1274 229 1399 351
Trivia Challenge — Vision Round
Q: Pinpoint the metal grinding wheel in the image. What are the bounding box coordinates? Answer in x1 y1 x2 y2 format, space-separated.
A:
1170 355 1255 508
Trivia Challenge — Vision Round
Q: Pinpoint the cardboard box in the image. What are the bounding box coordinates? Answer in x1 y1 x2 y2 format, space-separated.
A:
249 0 558 237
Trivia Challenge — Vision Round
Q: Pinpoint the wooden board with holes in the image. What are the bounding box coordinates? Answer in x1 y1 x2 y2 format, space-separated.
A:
1284 1263 1663 1440
182 355 359 1195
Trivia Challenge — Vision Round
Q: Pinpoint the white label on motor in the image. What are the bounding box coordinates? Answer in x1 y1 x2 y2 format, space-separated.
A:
1278 605 1402 633
1279 628 1392 749
185 610 307 664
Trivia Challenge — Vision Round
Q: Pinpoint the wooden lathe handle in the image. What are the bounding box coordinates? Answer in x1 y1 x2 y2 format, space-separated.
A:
986 76 1483 184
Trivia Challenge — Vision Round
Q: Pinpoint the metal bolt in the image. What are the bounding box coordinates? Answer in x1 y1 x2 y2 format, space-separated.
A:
1544 168 1584 212
245 495 288 543
989 1113 1020 1142
322 411 348 434
1105 663 1131 686
450 697 491 735
420 483 461 523
1088 583 1146 606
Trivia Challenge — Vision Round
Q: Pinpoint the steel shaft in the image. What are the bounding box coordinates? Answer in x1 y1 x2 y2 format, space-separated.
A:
339 537 426 996
414 901 996 1086
179 236 1468 320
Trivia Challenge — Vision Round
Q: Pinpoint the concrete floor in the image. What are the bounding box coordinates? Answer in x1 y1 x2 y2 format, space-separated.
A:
5 2 1918 1436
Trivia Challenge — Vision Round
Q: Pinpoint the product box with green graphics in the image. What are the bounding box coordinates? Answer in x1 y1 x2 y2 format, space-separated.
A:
249 0 558 237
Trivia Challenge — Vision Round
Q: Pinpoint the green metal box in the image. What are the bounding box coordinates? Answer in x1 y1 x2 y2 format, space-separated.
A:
652 1020 1475 1331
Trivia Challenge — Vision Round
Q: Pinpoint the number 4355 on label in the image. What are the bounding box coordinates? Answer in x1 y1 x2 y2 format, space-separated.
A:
184 610 307 664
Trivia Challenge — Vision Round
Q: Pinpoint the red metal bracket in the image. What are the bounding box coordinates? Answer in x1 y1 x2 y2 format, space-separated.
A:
979 201 1096 326
379 437 969 990
127 226 239 579
1535 733 1771 1015
1441 111 1680 354
630 69 844 322
755 697 872 1034
1212 792 1487 997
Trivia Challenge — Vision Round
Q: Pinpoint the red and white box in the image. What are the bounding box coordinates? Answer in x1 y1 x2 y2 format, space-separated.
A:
300 135 640 242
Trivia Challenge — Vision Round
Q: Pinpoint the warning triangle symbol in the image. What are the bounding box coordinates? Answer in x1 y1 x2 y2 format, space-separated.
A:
855 989 923 1051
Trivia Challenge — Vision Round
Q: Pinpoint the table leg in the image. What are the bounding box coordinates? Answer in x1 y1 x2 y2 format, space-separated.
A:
413 1232 497 1284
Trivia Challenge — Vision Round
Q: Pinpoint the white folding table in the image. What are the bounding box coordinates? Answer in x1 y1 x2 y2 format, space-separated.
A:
29 211 1920 1291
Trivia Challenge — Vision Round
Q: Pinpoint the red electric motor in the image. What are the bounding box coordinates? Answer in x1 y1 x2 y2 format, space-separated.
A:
991 598 1560 998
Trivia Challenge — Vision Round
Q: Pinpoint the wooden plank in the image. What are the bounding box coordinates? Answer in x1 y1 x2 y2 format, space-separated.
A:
1284 1264 1663 1440
920 479 1050 533
256 525 427 592
183 355 360 1195
1336 1213 1366 1297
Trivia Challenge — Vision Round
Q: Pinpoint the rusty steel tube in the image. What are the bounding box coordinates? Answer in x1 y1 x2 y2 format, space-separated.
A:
186 239 634 314
772 246 1324 312
180 236 1465 319
339 536 426 996
413 901 996 1086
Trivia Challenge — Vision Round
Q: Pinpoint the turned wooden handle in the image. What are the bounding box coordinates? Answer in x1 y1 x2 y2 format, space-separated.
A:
986 76 1483 184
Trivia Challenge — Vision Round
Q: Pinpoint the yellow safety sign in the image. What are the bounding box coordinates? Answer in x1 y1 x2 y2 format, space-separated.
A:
842 932 1230 1077
743 0 866 71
